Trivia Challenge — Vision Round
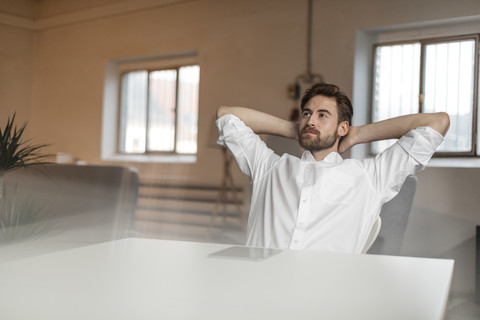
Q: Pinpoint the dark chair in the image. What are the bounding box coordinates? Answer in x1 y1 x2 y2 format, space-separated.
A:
367 175 418 255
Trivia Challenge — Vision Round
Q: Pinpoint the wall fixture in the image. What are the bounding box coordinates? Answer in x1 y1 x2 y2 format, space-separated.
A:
287 0 324 104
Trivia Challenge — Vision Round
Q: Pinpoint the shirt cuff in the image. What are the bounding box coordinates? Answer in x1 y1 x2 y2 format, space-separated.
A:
215 114 253 146
397 126 444 165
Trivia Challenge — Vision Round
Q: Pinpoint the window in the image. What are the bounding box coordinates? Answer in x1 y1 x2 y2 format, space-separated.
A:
119 65 200 155
372 35 478 156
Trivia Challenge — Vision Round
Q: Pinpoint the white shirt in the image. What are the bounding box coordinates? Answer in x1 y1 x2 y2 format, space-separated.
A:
216 114 444 253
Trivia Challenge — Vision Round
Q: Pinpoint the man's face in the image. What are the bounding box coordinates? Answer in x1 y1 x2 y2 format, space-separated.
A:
298 95 341 152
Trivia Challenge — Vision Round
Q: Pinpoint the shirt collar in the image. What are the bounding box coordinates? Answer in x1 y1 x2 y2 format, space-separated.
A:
301 151 343 165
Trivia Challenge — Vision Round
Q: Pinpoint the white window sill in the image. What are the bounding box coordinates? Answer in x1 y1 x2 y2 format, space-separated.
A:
102 154 197 164
428 157 480 168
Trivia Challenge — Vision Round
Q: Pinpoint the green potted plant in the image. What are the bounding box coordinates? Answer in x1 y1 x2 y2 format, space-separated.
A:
0 113 53 241
0 114 50 196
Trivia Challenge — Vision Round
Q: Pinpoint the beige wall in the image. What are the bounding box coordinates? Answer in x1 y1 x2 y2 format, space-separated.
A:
0 24 34 128
3 0 480 181
2 0 480 293
29 0 308 185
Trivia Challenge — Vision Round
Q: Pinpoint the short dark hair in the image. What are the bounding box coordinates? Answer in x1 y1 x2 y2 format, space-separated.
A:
300 83 353 126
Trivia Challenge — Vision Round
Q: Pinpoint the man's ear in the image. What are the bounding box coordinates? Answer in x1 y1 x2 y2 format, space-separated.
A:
337 121 349 137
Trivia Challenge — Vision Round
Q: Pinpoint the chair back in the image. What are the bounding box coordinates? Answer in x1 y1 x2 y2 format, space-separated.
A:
367 175 418 255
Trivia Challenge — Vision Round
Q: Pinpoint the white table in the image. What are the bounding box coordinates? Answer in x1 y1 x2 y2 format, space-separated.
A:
0 237 453 320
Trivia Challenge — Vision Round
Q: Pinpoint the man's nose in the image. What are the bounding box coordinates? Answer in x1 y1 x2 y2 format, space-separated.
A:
306 116 316 126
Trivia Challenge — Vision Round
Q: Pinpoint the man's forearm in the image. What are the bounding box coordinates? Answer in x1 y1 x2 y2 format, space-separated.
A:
355 112 450 144
217 106 298 139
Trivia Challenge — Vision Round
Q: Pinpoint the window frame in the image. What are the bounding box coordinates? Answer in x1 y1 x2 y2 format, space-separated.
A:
117 63 200 156
371 34 479 157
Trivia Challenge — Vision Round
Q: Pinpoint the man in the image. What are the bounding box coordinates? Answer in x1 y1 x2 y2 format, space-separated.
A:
216 83 450 253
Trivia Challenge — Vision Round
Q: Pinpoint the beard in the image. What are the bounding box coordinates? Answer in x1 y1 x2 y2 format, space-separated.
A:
298 128 337 152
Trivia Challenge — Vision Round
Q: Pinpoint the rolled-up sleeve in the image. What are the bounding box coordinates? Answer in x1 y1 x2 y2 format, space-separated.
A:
216 114 254 147
366 126 444 203
397 126 444 167
216 114 280 181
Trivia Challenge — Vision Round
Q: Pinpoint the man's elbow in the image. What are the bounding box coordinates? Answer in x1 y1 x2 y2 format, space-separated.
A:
216 106 229 119
435 112 450 136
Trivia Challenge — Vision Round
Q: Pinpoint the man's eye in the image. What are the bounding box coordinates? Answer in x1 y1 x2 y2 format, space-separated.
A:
303 112 311 117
